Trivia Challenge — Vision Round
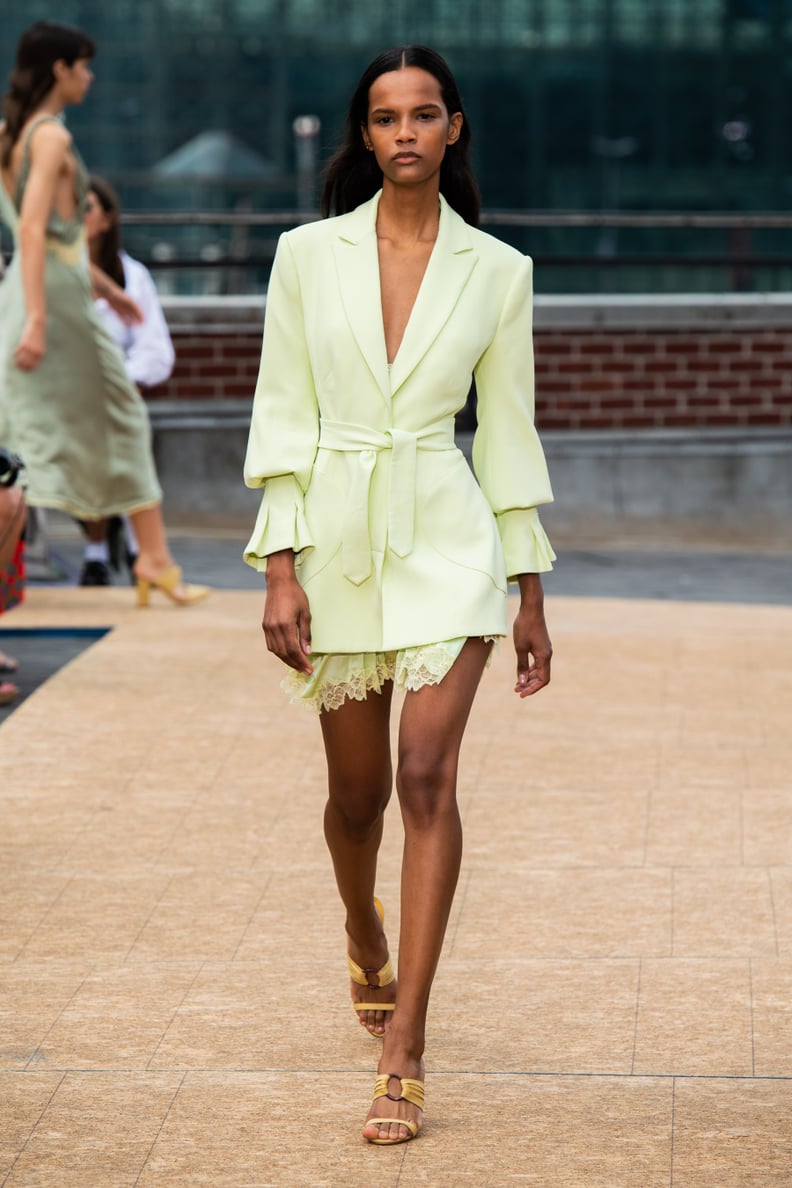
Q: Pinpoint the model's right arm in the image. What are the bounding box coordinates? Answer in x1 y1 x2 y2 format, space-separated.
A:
244 234 320 562
15 121 70 371
243 233 320 673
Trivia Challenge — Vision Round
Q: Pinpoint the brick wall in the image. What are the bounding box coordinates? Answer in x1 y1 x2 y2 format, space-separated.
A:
533 328 792 431
153 297 792 431
147 333 262 402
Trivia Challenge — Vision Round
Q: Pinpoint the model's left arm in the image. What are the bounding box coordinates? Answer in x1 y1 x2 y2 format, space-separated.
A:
473 254 554 695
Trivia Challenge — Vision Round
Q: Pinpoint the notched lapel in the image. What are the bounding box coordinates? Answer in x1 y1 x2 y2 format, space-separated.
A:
389 198 478 394
332 198 391 401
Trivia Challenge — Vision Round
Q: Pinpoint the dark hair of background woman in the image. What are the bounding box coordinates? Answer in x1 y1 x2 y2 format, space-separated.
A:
321 45 480 227
89 175 125 289
0 21 95 168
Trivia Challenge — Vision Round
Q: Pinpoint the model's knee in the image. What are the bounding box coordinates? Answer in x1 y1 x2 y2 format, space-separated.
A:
396 751 457 826
326 782 391 839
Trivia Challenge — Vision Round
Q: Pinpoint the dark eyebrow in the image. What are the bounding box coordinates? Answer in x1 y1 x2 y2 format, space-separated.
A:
370 103 443 116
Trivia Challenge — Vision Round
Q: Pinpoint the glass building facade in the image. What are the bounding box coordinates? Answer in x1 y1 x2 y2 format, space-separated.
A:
2 0 792 291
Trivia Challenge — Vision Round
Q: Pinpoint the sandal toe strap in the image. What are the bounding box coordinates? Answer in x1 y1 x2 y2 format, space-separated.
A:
367 1117 419 1138
353 1001 395 1012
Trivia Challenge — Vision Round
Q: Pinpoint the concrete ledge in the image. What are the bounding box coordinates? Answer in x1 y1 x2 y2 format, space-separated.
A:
534 292 792 330
535 427 792 540
146 401 792 538
162 296 265 333
160 292 792 334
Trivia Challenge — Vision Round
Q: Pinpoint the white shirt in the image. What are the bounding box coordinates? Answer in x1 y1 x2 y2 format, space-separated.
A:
96 251 175 388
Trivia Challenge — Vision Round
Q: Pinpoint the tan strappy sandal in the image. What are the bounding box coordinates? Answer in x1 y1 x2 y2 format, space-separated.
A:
365 1073 425 1145
347 896 395 1034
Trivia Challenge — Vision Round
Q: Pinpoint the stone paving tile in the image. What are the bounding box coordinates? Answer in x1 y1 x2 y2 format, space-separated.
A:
429 958 642 1075
671 1078 792 1187
0 1071 65 1180
462 783 650 867
750 960 792 1078
0 589 791 1184
134 1072 675 1188
644 787 742 867
766 871 792 958
16 873 173 962
35 963 204 1071
671 869 778 958
632 959 753 1077
0 875 73 963
1 1071 184 1188
452 867 673 959
0 963 93 1070
742 788 792 867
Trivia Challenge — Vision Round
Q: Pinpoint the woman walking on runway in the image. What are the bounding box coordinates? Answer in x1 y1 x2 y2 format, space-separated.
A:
0 21 207 607
244 45 554 1143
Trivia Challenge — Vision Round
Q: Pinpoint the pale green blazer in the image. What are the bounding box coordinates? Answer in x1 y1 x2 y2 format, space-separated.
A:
244 191 554 654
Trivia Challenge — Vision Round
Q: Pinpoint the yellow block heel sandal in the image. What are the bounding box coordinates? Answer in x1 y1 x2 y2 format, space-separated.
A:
366 1073 425 1145
136 564 210 608
347 896 395 1035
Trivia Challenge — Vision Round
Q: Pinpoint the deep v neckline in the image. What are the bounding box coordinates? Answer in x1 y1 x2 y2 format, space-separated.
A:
377 219 441 369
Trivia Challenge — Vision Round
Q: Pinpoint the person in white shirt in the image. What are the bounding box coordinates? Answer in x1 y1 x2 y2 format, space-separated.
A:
80 175 175 584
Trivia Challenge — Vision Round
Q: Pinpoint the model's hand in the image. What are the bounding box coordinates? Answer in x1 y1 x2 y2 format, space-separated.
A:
106 287 144 325
513 592 552 699
14 317 45 371
263 570 313 675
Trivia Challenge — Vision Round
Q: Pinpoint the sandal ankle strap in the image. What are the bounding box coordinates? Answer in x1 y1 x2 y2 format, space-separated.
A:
347 953 395 988
373 1074 425 1111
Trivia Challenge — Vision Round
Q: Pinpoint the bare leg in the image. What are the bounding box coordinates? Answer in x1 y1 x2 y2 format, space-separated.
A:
84 519 108 544
128 504 174 575
320 684 396 1036
128 504 208 604
362 637 492 1143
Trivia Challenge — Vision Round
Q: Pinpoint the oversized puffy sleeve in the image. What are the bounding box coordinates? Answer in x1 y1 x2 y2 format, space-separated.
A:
472 254 556 579
243 234 319 572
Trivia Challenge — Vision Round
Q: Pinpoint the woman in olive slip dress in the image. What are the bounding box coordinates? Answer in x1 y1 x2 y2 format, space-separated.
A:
244 46 554 1144
0 21 207 607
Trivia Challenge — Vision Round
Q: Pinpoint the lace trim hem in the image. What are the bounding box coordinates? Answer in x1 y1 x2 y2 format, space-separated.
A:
281 636 500 714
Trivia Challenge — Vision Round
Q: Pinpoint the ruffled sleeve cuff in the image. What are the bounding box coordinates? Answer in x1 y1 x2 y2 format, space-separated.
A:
496 507 556 579
243 474 315 572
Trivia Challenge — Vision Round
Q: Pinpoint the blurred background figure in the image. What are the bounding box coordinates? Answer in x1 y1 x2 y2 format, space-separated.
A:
0 445 26 706
0 20 208 609
78 175 176 586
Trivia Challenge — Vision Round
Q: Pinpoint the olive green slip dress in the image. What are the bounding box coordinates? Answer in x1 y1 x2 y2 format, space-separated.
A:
0 115 161 519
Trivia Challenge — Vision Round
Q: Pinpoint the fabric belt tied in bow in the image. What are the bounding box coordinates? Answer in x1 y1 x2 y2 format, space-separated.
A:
317 419 456 585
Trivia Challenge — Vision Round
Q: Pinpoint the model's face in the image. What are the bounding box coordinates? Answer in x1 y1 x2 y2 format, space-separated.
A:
363 67 462 187
53 56 94 105
83 190 112 242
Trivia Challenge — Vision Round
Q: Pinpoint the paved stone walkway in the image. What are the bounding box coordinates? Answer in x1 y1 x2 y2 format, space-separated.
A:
1 585 791 1185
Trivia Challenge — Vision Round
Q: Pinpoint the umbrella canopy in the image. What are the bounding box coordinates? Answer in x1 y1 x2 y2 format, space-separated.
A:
153 130 278 179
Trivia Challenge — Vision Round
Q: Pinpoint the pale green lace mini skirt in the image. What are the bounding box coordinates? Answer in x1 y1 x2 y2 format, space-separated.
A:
282 636 499 714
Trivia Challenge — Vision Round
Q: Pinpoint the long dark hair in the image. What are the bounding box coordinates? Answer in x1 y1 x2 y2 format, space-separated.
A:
88 175 125 288
321 45 480 227
0 21 95 168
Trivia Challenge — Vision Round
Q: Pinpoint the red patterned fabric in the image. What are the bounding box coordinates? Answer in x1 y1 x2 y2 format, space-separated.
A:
0 539 25 614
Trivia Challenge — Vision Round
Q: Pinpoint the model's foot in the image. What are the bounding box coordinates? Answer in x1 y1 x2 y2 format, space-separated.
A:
363 1036 425 1143
347 909 395 1037
133 557 194 604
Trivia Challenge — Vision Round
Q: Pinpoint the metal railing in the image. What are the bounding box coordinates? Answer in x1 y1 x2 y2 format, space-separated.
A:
112 210 792 280
117 210 792 229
